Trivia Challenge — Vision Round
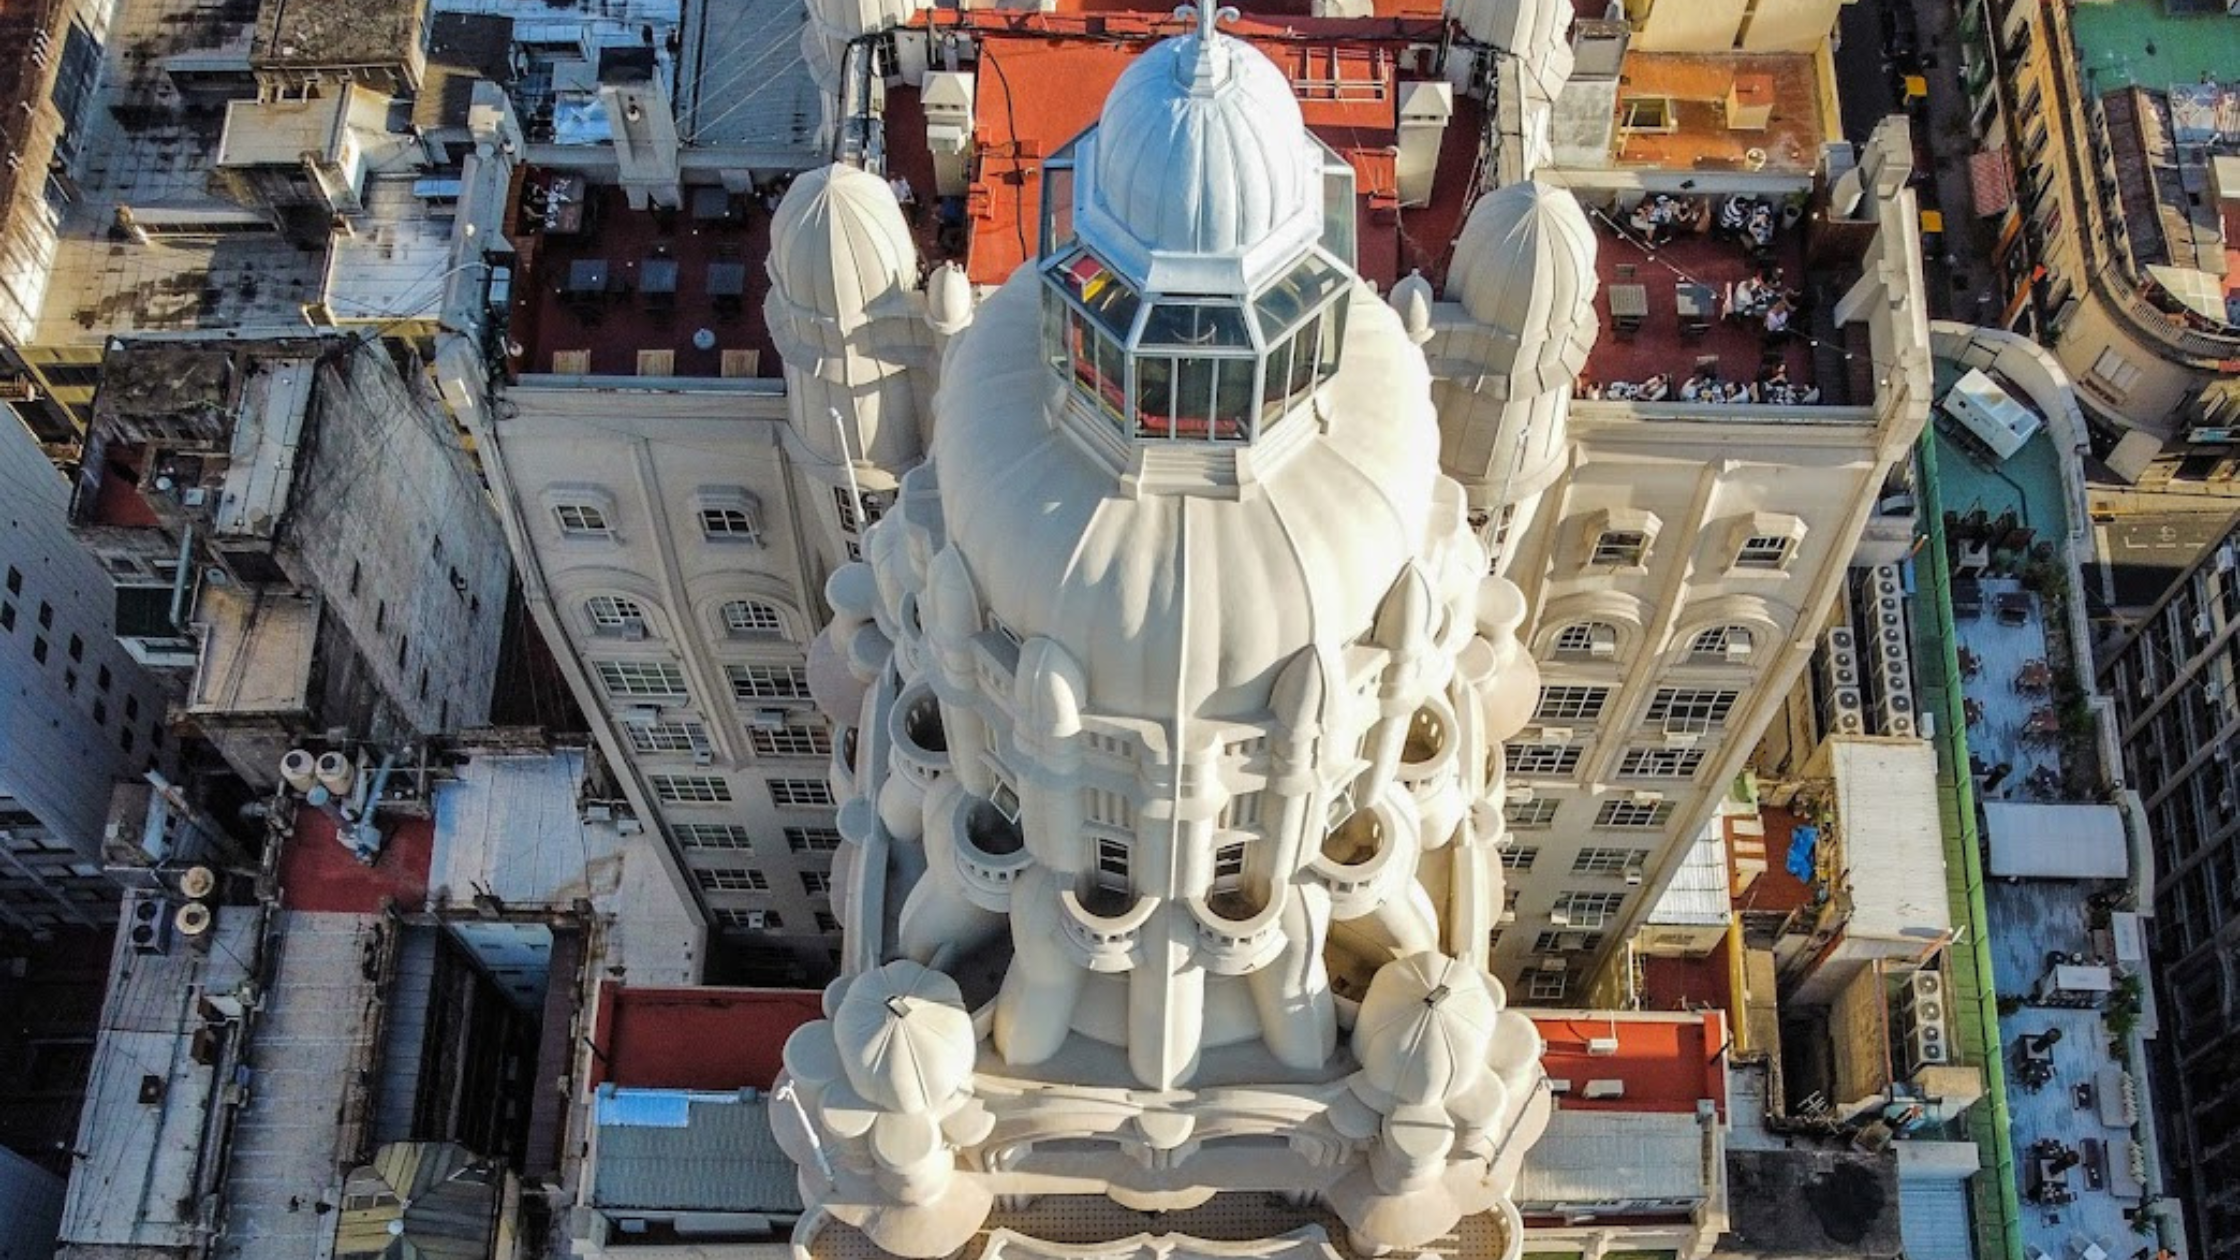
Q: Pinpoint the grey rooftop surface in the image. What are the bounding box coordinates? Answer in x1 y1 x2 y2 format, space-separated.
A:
252 0 428 69
590 1089 800 1213
1722 1147 1906 1258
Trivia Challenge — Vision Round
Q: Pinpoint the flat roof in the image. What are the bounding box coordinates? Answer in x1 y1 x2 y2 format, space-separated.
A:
1982 800 2130 881
1531 1009 1729 1117
589 985 823 1091
252 0 426 69
187 583 317 715
1724 1147 1904 1257
591 1088 801 1213
1611 52 1827 175
282 808 435 913
1517 1108 1709 1209
60 899 258 1249
1832 738 1951 943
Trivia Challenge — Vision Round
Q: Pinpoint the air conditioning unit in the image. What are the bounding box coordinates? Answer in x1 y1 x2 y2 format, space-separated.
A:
751 709 790 730
1547 1078 1574 1094
1548 908 1572 927
1881 691 1917 738
1582 1079 1627 1099
1557 932 1591 952
130 897 174 956
1832 710 1866 734
1726 639 1754 663
1630 789 1664 805
1625 867 1644 886
1537 727 1575 743
1822 627 1856 656
1910 970 1944 1005
1589 637 1617 659
1909 1022 1950 1068
621 705 662 726
1508 785 1536 803
1538 955 1569 971
1662 728 1701 748
1499 905 1518 924
619 620 647 641
692 747 715 767
1587 1036 1621 1056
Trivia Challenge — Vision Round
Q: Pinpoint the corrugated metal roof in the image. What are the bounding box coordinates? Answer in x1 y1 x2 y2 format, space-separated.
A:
591 1089 801 1213
1648 823 1732 926
1898 1178 1976 1260
1516 1109 1708 1206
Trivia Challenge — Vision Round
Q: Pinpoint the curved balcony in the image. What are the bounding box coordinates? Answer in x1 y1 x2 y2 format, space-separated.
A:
1307 799 1407 920
952 797 1032 909
1187 882 1286 975
886 680 951 790
829 725 859 801
1393 695 1459 785
1057 883 1154 973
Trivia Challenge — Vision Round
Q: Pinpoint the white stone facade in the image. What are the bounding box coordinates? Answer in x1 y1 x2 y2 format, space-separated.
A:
774 20 1552 1260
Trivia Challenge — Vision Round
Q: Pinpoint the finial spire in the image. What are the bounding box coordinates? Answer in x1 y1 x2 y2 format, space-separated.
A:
1172 3 1242 92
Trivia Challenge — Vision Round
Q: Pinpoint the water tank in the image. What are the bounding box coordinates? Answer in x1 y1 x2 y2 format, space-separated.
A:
315 751 355 796
279 749 319 793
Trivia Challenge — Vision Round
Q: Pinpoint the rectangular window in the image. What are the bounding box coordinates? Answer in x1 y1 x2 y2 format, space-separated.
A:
1213 840 1247 884
4 566 17 594
1590 530 1648 567
723 600 786 637
1735 534 1795 570
1618 747 1705 778
1645 687 1739 728
1084 787 1136 827
815 910 842 934
1594 799 1672 828
1553 890 1626 929
694 867 769 891
787 826 843 853
1095 837 1131 888
554 503 609 535
751 725 833 758
1534 686 1611 723
97 665 111 692
715 908 783 930
67 633 82 662
37 602 52 630
627 721 709 754
1533 930 1604 953
1527 970 1569 1002
596 660 687 698
770 778 836 808
652 774 732 804
1572 847 1649 875
676 823 754 851
700 507 760 540
32 637 46 664
1506 744 1582 776
0 603 12 632
586 595 644 629
728 665 810 701
1505 799 1560 830
831 485 887 533
1501 846 1540 871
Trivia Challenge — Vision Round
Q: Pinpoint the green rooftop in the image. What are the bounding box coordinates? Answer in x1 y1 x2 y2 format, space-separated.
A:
2072 0 2240 93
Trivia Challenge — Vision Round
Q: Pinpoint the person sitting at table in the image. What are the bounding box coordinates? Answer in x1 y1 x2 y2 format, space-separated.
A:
1718 195 1752 237
1763 297 1794 336
1607 379 1641 400
1639 372 1671 402
1746 205 1775 247
1680 369 1715 402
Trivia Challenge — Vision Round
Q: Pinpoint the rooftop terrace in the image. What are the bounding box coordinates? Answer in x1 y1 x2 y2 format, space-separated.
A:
2074 1 2240 95
1533 1010 1730 1118
505 177 777 380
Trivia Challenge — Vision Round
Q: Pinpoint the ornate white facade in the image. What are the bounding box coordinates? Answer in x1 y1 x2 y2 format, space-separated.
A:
774 15 1555 1260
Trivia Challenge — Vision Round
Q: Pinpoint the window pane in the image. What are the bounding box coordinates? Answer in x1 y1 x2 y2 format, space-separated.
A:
1214 358 1254 439
1053 250 1141 340
1253 253 1346 340
1135 354 1176 439
1140 303 1251 348
1261 336 1293 424
1171 356 1217 440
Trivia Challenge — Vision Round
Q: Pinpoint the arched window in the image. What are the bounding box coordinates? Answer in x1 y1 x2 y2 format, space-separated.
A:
586 595 647 634
721 599 788 639
1551 621 1618 660
1688 625 1754 662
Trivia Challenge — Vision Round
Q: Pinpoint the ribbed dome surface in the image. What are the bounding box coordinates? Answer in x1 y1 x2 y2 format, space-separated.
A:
1445 0 1571 57
930 272 1440 722
1350 952 1498 1106
768 164 916 326
833 960 976 1113
1445 180 1597 339
1089 29 1320 261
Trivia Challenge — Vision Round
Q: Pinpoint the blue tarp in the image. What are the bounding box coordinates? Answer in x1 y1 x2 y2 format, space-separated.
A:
1787 824 1819 882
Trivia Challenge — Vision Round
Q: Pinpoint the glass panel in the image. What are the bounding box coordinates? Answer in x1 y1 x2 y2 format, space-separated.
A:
1214 359 1254 440
1171 356 1217 440
1316 299 1346 386
1261 335 1294 425
1322 164 1357 268
1093 327 1125 418
1041 163 1076 258
1253 252 1347 340
1287 313 1320 405
1136 354 1177 439
1054 249 1141 340
1140 302 1252 349
1042 287 1068 376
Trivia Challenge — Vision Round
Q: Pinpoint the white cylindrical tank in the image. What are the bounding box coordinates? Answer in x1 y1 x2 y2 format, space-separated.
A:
314 751 355 796
279 749 318 793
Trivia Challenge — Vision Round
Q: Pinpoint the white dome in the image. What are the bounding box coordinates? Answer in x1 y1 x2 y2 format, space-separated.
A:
931 271 1441 721
1084 25 1322 268
808 0 929 40
833 959 976 1113
768 164 918 326
1350 952 1498 1106
1447 181 1596 335
1445 0 1571 54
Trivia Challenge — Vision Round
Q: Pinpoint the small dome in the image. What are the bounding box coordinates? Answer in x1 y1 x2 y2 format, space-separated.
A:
1445 181 1597 342
1389 271 1435 345
833 959 976 1113
926 262 975 335
768 165 918 327
1351 952 1497 1106
1087 23 1320 263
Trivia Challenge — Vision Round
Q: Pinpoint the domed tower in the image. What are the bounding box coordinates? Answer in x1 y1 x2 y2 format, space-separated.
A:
1404 179 1597 578
774 12 1551 1260
766 165 938 563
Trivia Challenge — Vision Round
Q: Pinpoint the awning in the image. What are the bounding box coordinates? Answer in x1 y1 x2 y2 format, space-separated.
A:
1982 801 2129 880
1969 149 2014 217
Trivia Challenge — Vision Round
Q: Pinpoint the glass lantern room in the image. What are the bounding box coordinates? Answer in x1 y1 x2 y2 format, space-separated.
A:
1035 135 1360 445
